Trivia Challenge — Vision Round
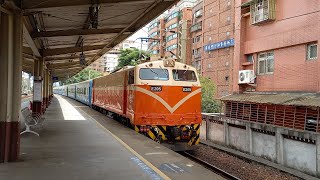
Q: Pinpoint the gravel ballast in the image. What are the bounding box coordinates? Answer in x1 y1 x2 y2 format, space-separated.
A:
189 144 301 180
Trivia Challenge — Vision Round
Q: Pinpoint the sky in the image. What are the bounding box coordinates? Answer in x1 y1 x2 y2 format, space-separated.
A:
126 27 149 51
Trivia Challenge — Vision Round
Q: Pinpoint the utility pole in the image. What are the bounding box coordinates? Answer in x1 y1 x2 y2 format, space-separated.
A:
178 19 190 64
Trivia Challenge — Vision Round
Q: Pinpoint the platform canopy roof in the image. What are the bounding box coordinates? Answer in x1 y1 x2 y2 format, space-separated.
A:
2 0 177 81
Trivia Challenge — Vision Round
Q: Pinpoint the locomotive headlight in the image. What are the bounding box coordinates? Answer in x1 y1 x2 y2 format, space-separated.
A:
153 127 159 134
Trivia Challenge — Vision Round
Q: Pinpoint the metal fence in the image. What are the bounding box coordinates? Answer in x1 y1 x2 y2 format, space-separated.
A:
224 101 320 133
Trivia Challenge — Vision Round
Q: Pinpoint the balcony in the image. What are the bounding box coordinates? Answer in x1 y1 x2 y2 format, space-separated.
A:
193 53 201 59
194 10 202 18
190 23 202 32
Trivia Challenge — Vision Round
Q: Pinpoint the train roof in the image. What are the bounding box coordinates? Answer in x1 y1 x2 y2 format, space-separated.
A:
111 65 134 74
137 58 197 71
56 58 198 87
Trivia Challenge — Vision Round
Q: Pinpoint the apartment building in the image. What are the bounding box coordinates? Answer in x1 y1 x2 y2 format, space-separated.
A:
222 0 320 133
87 40 138 73
148 17 165 56
190 1 203 72
87 57 105 72
201 0 235 98
148 0 196 65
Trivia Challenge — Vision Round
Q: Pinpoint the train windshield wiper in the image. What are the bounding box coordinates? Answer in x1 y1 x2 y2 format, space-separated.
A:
159 65 168 78
183 67 189 74
145 65 159 76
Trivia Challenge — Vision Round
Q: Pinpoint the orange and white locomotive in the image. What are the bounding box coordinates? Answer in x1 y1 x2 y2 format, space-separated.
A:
92 58 201 150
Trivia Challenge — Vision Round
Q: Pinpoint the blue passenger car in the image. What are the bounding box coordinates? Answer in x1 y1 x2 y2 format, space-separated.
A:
67 84 76 99
74 80 92 106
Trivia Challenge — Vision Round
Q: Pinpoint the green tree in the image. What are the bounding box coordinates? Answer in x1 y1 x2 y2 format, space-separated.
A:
63 68 103 85
200 76 221 113
117 48 150 69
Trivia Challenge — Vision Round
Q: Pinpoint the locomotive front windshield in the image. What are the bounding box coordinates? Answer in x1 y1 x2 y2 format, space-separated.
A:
139 68 169 80
173 70 197 82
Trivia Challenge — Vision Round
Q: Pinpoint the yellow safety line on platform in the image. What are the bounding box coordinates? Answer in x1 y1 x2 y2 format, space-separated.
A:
76 106 171 180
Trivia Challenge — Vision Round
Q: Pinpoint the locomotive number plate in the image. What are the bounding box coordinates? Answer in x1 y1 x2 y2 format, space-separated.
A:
151 86 162 92
182 87 192 92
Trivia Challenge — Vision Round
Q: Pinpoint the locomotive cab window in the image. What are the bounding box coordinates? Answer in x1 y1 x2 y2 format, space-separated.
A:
172 70 197 82
128 70 135 84
139 68 169 81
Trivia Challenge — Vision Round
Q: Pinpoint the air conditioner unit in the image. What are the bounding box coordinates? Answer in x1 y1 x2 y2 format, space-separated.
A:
239 70 255 84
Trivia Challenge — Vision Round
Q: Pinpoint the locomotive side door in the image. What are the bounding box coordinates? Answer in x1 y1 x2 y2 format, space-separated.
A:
123 71 128 116
125 70 135 120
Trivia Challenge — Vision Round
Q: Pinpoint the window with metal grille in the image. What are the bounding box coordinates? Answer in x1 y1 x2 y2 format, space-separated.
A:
250 0 276 24
193 35 201 43
307 43 318 60
258 51 274 74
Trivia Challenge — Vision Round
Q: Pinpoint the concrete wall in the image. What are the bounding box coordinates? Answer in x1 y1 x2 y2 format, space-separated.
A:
252 131 276 161
200 120 207 140
229 126 246 152
283 139 317 175
202 115 320 177
207 121 224 143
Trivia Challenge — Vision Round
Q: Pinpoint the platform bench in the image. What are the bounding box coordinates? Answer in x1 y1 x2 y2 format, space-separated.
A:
20 107 45 136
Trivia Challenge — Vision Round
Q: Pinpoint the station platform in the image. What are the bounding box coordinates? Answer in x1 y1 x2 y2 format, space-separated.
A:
0 95 224 180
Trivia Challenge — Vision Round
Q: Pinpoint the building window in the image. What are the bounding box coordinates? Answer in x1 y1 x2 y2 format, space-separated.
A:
250 0 276 25
165 44 177 51
192 60 201 70
165 11 179 22
225 76 229 81
151 50 159 54
167 23 178 30
166 33 178 42
209 37 211 41
208 63 212 69
194 9 202 18
247 54 254 62
148 21 159 30
148 41 159 50
149 31 159 38
190 22 202 32
192 48 201 58
258 51 274 74
193 35 201 43
307 43 318 60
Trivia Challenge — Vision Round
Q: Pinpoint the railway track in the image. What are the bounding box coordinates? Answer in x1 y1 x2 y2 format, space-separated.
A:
180 151 241 180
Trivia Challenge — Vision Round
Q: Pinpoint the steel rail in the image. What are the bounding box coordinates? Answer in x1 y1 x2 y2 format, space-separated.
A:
180 151 241 180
